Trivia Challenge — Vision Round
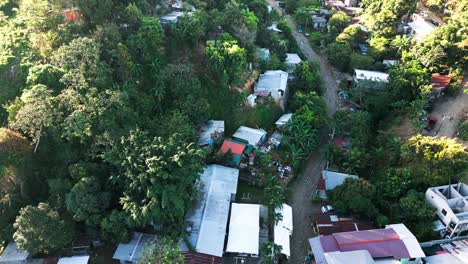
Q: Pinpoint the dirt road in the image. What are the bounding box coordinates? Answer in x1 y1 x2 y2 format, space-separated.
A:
265 1 341 262
431 77 468 138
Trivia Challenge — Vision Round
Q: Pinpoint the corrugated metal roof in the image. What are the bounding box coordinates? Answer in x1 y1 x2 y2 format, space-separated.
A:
185 165 239 257
286 54 301 65
198 120 224 146
275 113 293 126
254 70 288 100
354 69 389 83
322 170 358 190
57 256 90 264
113 232 156 262
0 242 29 262
232 126 267 146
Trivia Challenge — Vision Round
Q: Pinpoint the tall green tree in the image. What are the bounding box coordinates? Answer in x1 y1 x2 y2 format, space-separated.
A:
104 130 206 231
13 203 73 255
66 177 111 227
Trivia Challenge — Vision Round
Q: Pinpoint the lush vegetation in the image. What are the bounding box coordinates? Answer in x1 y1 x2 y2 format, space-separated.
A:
316 0 468 240
0 0 326 261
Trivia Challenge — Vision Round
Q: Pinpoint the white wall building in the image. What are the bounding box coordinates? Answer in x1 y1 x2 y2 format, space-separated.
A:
426 183 468 238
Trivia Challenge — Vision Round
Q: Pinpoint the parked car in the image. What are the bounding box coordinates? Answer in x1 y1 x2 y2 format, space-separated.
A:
426 116 438 131
297 25 303 33
321 205 334 213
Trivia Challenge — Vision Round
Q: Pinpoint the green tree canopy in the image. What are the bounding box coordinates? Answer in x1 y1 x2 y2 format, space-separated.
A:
66 177 111 227
13 203 73 255
104 130 206 231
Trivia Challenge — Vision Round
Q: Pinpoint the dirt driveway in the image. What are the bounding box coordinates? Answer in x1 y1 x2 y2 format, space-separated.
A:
430 77 468 138
265 0 342 262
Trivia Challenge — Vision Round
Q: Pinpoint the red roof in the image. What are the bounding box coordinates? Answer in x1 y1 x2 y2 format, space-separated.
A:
320 228 411 259
183 252 222 264
63 8 83 22
220 140 246 155
430 74 451 90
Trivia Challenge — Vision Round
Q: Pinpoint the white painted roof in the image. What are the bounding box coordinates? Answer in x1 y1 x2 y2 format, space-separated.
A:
160 11 185 23
324 250 375 264
226 203 260 255
408 15 437 41
274 204 293 257
255 70 288 100
275 113 293 126
386 224 426 258
323 170 358 190
286 53 302 65
383 60 399 66
233 126 267 146
57 256 90 264
0 242 29 262
354 69 389 83
185 165 239 257
425 254 465 264
267 22 282 32
198 120 224 146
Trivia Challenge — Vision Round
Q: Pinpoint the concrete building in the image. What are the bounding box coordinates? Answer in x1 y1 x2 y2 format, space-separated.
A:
426 183 468 238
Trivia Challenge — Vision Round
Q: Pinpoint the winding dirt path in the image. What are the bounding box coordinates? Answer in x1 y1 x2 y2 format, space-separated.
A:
265 1 342 262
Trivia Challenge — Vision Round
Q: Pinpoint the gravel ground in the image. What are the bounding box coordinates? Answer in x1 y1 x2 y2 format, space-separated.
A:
265 1 342 262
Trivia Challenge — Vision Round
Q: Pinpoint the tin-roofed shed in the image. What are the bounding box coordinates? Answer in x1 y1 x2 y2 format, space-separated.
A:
185 165 239 257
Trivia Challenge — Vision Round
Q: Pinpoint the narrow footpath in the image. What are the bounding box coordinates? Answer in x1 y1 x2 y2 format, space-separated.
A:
265 1 342 262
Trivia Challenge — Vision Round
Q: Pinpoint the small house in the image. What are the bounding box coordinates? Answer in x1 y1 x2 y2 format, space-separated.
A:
185 165 239 258
254 70 289 110
220 139 247 166
275 113 293 128
232 126 267 147
316 170 358 199
311 15 327 29
285 53 302 73
57 256 90 264
309 224 426 264
198 120 224 146
430 73 451 97
226 203 260 256
353 69 389 89
0 242 30 264
407 14 437 41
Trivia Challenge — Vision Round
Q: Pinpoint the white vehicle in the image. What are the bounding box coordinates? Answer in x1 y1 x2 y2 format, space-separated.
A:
321 205 334 213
